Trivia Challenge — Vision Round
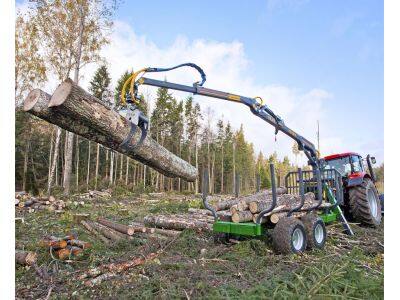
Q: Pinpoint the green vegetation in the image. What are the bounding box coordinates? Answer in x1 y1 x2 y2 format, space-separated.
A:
15 194 384 299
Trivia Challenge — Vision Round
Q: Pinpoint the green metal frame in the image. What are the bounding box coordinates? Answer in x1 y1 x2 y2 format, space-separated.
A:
212 185 342 237
213 221 265 236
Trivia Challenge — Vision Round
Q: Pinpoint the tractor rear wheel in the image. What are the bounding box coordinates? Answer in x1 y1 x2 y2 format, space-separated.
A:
272 217 307 254
301 214 326 249
349 178 382 226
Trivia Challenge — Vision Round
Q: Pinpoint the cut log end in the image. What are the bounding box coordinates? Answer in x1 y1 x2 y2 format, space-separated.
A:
48 80 73 107
23 89 41 112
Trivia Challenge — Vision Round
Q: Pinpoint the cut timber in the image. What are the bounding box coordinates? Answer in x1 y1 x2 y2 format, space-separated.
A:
24 86 197 181
231 211 254 223
252 205 286 224
89 221 123 242
97 217 135 235
152 228 181 237
144 215 212 232
81 220 110 245
187 208 231 221
39 238 67 249
248 193 316 214
212 187 287 211
73 213 90 223
270 211 307 224
68 239 91 249
82 252 158 286
55 248 71 260
16 250 37 266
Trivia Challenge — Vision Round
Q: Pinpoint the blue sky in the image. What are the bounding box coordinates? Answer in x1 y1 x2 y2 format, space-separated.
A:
16 0 384 163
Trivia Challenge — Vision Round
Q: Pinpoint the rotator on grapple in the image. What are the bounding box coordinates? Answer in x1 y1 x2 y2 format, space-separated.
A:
118 62 382 254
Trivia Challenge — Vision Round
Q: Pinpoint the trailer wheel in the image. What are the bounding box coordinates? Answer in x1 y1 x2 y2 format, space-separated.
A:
301 214 326 249
272 217 307 254
349 178 381 227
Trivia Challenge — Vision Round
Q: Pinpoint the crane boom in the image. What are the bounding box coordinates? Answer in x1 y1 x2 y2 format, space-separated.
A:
122 63 320 169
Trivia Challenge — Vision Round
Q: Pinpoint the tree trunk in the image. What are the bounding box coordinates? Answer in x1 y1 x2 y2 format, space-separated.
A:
95 143 100 189
232 142 236 194
47 126 61 195
118 153 122 181
105 149 109 179
63 130 74 195
86 140 91 188
76 135 80 189
109 151 114 186
195 137 199 193
125 157 129 185
221 143 224 193
24 82 197 181
22 139 30 191
47 130 54 187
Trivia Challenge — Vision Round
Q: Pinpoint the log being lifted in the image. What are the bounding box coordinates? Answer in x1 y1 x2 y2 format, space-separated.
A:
23 85 197 181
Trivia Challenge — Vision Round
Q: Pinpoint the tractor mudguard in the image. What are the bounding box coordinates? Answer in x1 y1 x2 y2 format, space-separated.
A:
347 176 364 187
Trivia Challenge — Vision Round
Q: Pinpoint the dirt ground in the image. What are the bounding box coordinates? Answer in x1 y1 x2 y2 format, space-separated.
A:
15 192 384 299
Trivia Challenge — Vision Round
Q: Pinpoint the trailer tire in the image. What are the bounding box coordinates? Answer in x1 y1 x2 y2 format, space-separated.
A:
272 217 307 254
301 214 326 249
349 178 381 227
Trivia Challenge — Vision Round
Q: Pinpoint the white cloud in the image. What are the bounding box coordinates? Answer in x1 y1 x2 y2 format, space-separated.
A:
16 0 381 164
74 20 340 165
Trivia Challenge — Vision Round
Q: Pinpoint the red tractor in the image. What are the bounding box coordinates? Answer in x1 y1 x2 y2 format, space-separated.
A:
323 152 383 227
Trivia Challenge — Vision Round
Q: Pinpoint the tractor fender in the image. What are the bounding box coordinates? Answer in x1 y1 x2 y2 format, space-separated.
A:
347 172 370 187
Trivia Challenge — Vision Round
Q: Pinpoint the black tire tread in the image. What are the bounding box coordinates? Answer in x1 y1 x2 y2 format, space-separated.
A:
301 214 326 249
272 217 306 254
348 178 381 227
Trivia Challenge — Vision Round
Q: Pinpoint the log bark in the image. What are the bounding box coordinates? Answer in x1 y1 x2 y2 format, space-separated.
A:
24 85 197 181
143 215 212 232
248 193 316 214
68 239 91 249
81 220 111 245
15 250 37 266
212 187 287 211
97 217 135 235
88 221 123 242
231 211 253 223
82 252 158 286
39 237 67 249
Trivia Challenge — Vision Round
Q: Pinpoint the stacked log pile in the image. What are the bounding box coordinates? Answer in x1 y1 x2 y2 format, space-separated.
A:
39 234 91 260
78 189 112 199
15 192 66 212
144 189 325 230
80 217 179 244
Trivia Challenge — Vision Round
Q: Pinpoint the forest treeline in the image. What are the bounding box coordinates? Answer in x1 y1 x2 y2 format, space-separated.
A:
15 1 383 196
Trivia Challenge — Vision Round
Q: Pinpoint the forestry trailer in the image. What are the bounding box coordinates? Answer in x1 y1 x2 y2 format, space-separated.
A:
120 63 383 254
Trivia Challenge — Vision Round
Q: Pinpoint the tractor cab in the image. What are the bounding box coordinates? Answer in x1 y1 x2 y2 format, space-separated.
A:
323 152 376 186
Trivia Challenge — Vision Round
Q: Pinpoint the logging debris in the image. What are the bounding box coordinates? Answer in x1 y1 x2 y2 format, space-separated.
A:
15 192 66 212
39 234 90 260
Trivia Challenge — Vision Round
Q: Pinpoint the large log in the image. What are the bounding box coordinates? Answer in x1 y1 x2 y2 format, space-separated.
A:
248 193 316 214
24 84 197 181
97 217 135 235
212 187 288 211
143 215 212 232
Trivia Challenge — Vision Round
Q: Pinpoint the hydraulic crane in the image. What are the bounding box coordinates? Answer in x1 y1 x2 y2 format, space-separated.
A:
119 63 357 254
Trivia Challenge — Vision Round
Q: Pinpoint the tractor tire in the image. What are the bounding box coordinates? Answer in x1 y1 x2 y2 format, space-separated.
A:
272 217 307 254
349 178 382 227
301 214 327 249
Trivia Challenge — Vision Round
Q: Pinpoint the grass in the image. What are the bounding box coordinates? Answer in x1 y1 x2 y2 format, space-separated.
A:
15 192 384 299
